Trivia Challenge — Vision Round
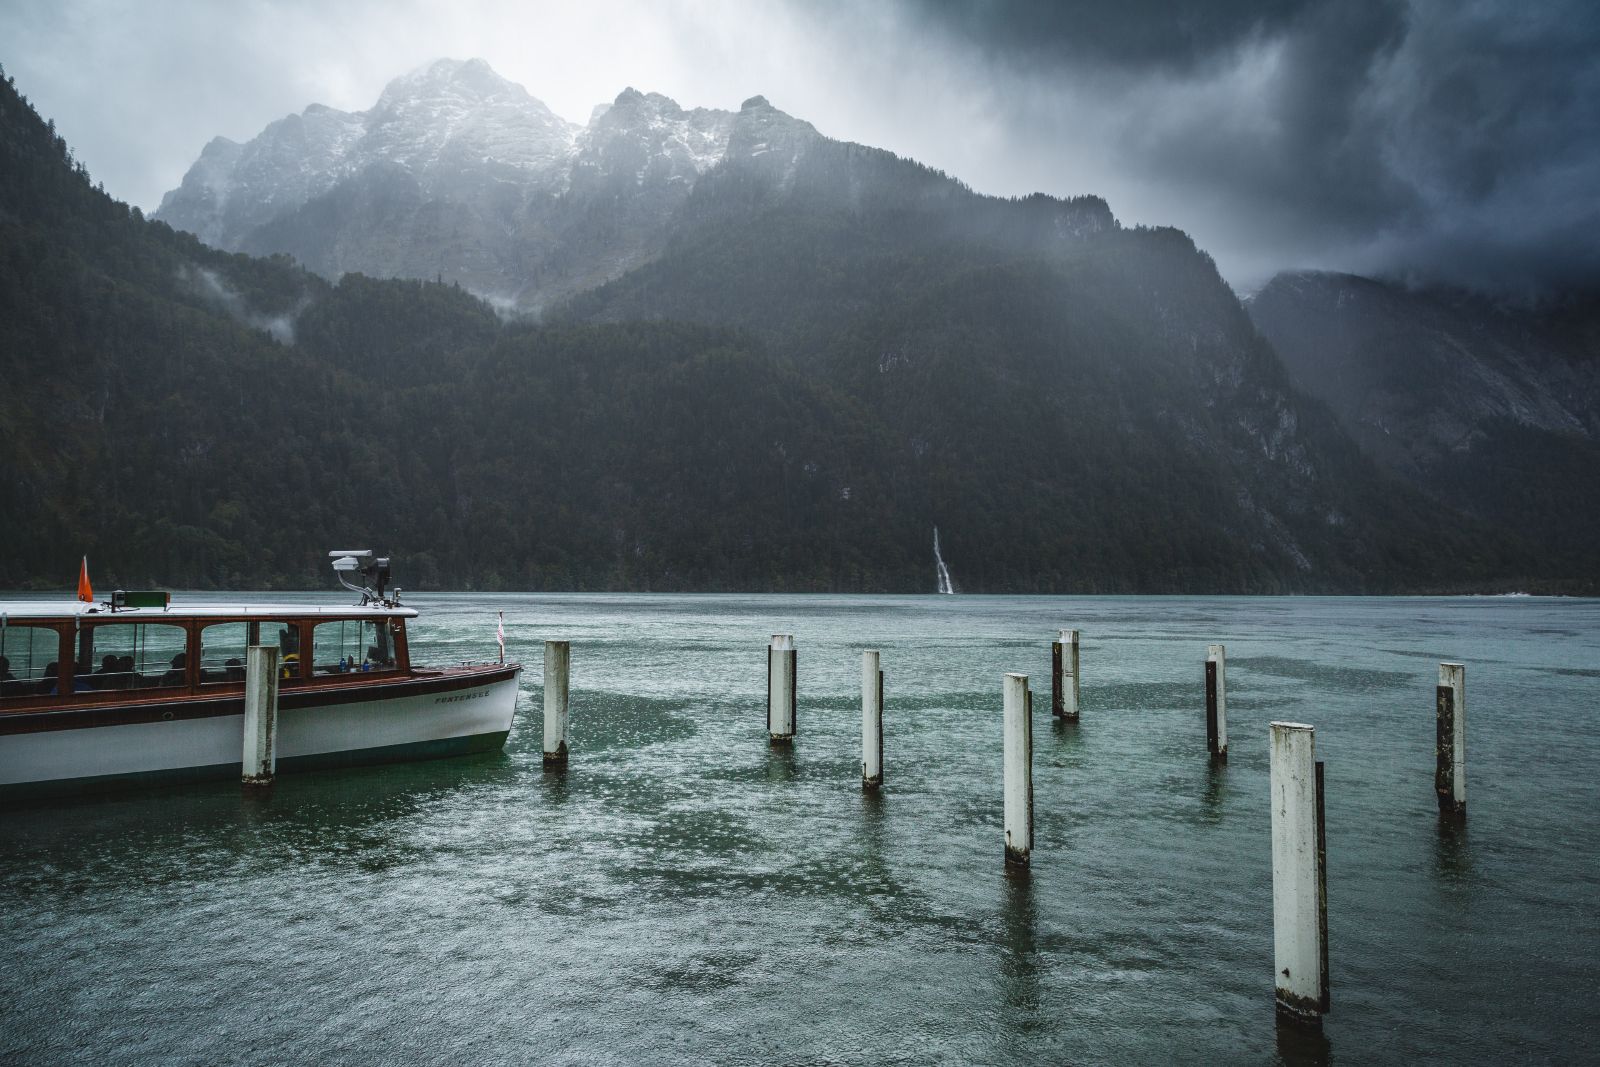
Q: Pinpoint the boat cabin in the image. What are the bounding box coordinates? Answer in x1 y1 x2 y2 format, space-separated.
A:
0 604 416 711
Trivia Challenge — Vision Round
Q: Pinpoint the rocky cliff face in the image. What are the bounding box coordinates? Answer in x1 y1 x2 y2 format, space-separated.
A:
1248 271 1600 566
1248 271 1599 471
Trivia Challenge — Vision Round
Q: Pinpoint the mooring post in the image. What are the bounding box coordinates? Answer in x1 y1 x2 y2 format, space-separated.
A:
1206 643 1229 762
1270 721 1329 1026
862 649 884 791
1436 662 1466 818
543 640 570 768
1004 673 1034 868
768 634 796 744
242 644 278 786
1051 629 1080 720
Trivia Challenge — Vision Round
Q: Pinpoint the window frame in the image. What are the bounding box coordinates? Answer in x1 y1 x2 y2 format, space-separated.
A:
74 619 196 698
0 621 71 701
0 612 411 706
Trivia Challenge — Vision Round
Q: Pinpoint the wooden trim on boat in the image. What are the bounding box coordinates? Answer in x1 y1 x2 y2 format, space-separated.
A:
0 664 520 735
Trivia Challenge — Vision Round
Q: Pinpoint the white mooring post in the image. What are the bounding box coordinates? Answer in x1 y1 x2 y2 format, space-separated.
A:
1004 673 1034 868
242 644 279 786
543 640 570 767
862 650 884 790
768 634 797 744
1052 629 1080 720
1436 662 1466 818
1206 643 1229 763
1270 721 1329 1026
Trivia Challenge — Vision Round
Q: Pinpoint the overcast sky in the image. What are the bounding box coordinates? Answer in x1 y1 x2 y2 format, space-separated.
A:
3 0 1597 295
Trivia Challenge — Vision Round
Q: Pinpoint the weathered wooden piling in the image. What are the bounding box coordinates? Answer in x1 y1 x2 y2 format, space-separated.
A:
1051 629 1080 720
1270 721 1329 1026
1004 673 1034 868
861 650 884 791
767 634 797 744
1206 643 1229 763
543 640 570 767
242 644 278 786
1436 662 1466 818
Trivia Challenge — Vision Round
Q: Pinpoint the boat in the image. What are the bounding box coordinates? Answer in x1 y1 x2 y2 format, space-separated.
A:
0 551 521 796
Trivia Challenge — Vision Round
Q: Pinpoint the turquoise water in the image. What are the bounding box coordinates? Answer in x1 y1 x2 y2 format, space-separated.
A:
2 593 1597 1064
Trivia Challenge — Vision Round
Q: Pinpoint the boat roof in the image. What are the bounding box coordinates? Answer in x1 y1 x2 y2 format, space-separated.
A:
0 601 418 622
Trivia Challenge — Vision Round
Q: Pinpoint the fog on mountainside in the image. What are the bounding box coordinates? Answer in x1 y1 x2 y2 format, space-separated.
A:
1249 273 1600 571
3 60 1595 594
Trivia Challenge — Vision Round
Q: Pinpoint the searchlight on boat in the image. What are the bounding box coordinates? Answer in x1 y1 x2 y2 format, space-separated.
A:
330 550 398 607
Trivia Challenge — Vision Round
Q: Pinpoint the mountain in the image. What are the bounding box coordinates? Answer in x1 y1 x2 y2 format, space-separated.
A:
1248 272 1600 572
0 65 894 592
2 62 1573 593
157 59 576 239
155 60 800 313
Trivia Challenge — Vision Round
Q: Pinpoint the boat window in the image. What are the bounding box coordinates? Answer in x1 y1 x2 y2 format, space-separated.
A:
246 620 303 682
198 623 249 684
312 619 399 676
85 622 191 690
0 624 61 698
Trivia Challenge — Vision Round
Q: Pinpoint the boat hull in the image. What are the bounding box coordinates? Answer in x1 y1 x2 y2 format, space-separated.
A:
0 667 520 796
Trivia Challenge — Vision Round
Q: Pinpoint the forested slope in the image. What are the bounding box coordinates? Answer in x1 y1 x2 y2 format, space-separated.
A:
0 68 1559 592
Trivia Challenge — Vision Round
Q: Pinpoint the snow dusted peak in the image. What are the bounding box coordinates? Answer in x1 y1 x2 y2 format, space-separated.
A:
730 95 814 138
600 87 691 126
197 134 242 160
600 87 712 129
154 63 845 310
570 87 735 190
374 57 527 112
362 57 579 180
726 95 819 181
154 105 365 247
154 57 580 247
154 135 243 244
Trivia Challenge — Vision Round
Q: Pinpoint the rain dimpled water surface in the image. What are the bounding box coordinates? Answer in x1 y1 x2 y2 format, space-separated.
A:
2 593 1598 1064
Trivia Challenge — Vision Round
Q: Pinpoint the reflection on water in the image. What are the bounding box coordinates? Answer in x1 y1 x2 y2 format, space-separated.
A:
1201 759 1229 822
1433 817 1473 882
2 592 1597 1064
764 742 799 784
999 871 1043 1036
1276 1014 1335 1067
538 759 571 805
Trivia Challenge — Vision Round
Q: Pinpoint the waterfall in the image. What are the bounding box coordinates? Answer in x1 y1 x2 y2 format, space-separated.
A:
933 526 955 595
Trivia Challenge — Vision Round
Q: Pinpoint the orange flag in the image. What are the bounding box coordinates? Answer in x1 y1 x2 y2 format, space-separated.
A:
77 556 93 603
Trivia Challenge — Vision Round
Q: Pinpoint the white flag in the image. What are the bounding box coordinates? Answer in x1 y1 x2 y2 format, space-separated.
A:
496 611 505 664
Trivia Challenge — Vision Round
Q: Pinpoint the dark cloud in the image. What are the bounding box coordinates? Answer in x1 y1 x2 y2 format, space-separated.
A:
895 0 1600 295
913 0 1317 73
1121 2 1418 253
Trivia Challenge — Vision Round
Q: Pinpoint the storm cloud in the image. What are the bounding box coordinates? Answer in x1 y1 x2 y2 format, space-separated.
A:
2 0 1596 296
891 0 1600 295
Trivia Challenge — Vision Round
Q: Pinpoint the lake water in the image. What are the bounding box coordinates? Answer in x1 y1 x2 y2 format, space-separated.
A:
2 593 1597 1064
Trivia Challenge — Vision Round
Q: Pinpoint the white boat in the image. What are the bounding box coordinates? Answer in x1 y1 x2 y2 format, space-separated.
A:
0 553 520 795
